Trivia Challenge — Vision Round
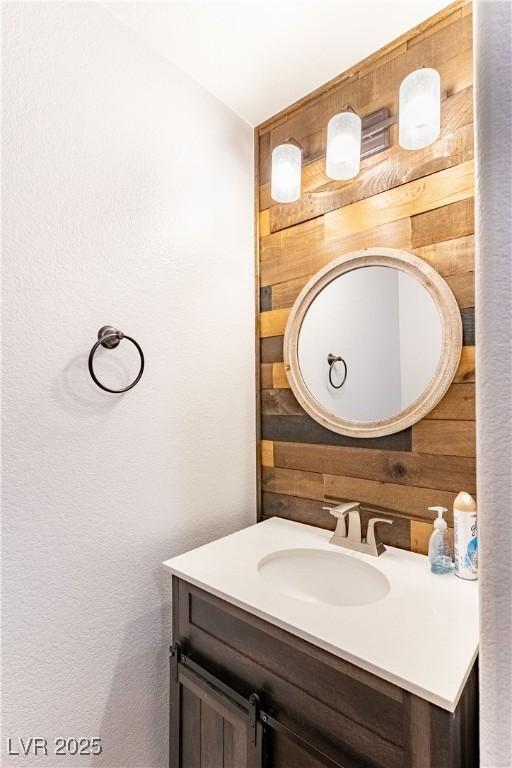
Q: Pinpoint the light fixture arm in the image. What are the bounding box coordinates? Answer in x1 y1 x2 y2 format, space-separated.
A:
281 137 304 153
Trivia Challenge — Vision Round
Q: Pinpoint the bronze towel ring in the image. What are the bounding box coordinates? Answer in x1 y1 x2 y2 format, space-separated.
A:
88 326 144 393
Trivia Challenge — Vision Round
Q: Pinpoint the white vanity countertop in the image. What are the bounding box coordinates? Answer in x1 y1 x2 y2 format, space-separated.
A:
163 517 478 712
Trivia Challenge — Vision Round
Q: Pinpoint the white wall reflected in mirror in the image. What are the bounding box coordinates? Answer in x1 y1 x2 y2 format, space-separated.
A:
297 266 443 423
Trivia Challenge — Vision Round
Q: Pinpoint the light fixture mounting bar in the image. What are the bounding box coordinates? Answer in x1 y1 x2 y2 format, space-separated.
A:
300 107 396 168
360 107 395 160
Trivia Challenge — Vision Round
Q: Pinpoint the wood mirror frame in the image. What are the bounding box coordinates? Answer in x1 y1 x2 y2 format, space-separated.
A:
283 247 463 438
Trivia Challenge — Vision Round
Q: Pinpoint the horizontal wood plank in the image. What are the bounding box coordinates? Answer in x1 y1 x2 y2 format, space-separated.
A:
426 383 475 420
272 362 289 389
412 420 476 457
259 229 283 263
271 275 309 310
410 521 454 557
411 520 434 555
408 5 463 43
264 466 458 524
260 363 273 389
262 414 412 450
445 272 474 309
263 491 333 529
261 440 274 468
260 218 412 287
262 466 324 501
413 234 474 276
264 216 324 261
462 306 475 345
325 474 457 524
273 440 476 493
262 491 330 531
323 161 473 242
411 198 474 248
454 345 475 383
261 389 303 416
259 209 270 237
260 336 283 363
259 307 290 338
258 129 270 182
259 285 272 312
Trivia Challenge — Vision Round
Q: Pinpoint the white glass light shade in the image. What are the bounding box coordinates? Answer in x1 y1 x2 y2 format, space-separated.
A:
271 143 302 203
325 112 362 180
399 68 441 150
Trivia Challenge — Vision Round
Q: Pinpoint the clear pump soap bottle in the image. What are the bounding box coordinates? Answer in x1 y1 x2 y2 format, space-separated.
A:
427 506 453 574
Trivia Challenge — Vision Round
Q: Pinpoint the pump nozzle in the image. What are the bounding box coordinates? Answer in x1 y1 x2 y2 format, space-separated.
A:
429 506 448 530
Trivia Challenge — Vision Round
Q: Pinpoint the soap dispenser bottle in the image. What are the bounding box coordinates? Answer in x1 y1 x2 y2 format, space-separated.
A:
427 506 453 574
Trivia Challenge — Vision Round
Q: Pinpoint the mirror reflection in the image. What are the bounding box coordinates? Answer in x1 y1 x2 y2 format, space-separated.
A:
297 265 443 423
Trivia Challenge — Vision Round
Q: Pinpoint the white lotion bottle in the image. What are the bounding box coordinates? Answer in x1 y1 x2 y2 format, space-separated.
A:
453 491 478 580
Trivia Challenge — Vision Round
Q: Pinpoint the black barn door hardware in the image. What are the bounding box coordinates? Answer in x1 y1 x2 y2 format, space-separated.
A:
169 643 348 768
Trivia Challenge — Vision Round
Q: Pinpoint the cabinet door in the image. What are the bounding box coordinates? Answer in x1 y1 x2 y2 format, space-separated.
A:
170 647 263 768
170 645 356 768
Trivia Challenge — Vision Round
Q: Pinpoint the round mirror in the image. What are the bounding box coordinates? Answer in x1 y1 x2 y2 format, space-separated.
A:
284 248 462 438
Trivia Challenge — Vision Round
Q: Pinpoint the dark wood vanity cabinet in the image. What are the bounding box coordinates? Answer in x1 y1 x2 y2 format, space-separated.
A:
170 577 478 768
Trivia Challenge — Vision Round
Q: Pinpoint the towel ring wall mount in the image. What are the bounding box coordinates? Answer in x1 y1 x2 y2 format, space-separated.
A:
88 326 144 393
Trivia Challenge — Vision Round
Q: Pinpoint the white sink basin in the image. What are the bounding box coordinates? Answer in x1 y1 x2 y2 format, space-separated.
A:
257 547 390 607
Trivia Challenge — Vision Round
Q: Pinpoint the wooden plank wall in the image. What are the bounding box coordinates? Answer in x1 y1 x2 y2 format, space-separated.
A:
255 0 475 554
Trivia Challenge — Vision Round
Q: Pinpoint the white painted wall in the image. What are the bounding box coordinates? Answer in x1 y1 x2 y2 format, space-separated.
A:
474 2 512 765
1 3 255 766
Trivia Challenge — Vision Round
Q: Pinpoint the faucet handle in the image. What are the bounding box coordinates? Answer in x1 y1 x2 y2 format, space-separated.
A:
322 506 349 536
366 517 393 555
323 501 360 518
323 502 360 543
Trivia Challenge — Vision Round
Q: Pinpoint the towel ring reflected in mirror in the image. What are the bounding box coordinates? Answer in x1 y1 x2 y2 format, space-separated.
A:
327 354 348 389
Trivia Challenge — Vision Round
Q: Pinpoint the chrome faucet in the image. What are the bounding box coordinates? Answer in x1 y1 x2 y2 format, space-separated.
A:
322 502 393 557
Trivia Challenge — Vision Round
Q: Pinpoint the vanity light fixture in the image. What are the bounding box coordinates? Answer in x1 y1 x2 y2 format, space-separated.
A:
270 67 441 202
270 141 303 203
325 110 362 181
399 67 441 150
